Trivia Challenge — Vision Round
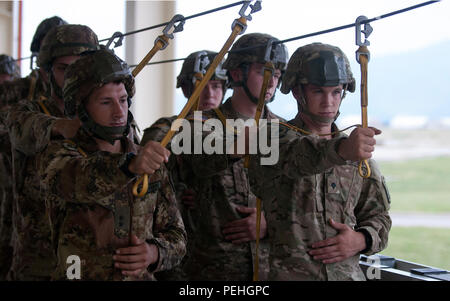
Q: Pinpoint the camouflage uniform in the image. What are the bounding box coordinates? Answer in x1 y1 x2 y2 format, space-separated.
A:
247 42 391 280
0 17 65 280
5 97 64 280
35 48 186 280
249 119 391 280
5 24 99 280
38 127 186 280
141 50 227 280
171 99 283 281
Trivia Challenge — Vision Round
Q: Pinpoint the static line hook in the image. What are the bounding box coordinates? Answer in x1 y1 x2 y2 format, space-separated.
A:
157 14 185 50
105 31 124 49
355 15 373 47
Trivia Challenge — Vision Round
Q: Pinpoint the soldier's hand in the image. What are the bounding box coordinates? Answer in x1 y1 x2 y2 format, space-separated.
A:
338 126 381 162
222 206 267 244
128 141 170 175
113 234 159 276
308 218 366 264
52 118 81 139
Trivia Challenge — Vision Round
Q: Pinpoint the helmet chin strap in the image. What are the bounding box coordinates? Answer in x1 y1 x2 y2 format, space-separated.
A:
231 65 276 105
78 103 132 145
49 72 64 100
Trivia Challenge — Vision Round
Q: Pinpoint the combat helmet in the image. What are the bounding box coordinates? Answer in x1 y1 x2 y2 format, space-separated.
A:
280 42 355 123
176 50 228 98
37 24 99 99
0 54 20 79
223 32 288 104
30 16 68 56
63 48 135 145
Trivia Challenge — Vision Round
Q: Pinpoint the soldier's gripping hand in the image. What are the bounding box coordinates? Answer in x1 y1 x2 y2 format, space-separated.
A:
338 126 381 162
128 141 170 175
52 118 81 139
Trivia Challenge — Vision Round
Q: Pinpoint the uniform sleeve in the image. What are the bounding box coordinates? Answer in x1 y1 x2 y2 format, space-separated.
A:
354 159 392 255
0 78 29 108
250 122 347 179
39 141 134 208
6 100 58 156
146 166 187 272
140 117 175 146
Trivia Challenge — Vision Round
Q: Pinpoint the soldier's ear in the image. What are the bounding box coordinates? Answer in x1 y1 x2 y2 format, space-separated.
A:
292 86 301 100
229 69 242 82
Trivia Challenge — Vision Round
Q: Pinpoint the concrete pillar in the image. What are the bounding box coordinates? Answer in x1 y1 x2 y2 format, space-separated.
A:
0 1 13 55
125 1 177 137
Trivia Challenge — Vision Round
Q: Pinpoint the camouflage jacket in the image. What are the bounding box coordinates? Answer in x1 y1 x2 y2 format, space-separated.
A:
248 118 391 280
140 115 197 281
0 69 49 108
0 68 48 280
38 127 186 281
174 98 284 281
4 96 64 280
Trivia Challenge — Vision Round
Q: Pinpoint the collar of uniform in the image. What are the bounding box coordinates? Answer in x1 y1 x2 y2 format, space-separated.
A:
288 116 344 138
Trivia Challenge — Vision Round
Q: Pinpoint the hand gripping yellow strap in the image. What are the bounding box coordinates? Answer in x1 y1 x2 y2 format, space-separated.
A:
132 16 249 197
357 47 371 178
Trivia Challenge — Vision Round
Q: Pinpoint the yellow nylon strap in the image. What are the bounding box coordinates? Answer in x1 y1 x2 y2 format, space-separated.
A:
37 100 51 116
279 121 359 137
357 46 371 178
132 35 169 78
133 16 249 197
250 61 274 281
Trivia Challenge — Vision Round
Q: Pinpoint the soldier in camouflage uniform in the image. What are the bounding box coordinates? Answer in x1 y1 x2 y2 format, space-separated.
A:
5 24 99 280
170 33 290 280
248 43 391 280
37 49 186 280
0 55 20 84
0 17 66 280
0 16 67 108
141 50 228 280
0 54 20 279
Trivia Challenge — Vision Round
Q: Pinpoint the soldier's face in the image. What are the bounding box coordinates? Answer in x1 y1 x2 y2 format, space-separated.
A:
198 80 224 111
85 82 128 134
52 55 80 88
302 84 343 122
246 63 281 102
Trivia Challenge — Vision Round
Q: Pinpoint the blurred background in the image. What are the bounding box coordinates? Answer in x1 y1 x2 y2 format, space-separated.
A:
1 0 449 270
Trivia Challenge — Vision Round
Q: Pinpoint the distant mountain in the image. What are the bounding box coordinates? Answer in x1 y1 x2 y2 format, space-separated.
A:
268 39 450 123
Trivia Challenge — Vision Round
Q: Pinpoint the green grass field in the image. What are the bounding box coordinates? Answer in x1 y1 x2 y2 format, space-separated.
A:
379 156 450 213
376 156 450 270
381 226 450 271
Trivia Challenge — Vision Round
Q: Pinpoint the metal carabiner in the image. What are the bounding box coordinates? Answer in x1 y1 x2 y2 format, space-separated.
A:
192 51 210 84
262 38 276 75
156 14 185 50
232 0 262 34
105 31 124 49
355 15 373 63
